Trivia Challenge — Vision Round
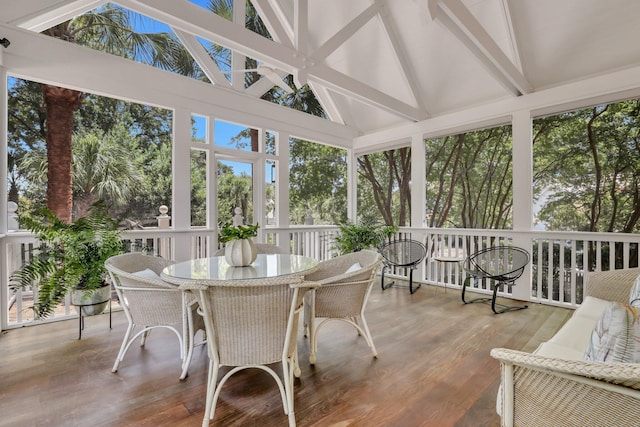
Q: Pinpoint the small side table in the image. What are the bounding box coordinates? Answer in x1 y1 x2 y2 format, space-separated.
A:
433 255 464 293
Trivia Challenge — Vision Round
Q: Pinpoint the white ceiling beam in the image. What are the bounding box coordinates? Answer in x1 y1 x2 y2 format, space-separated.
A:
428 0 532 96
8 0 105 32
244 70 289 97
172 28 231 87
311 2 382 63
375 1 429 115
292 0 308 87
119 0 304 75
1 23 357 144
308 65 425 122
294 0 308 56
307 81 345 125
250 0 294 47
499 0 523 73
231 0 246 91
120 0 424 121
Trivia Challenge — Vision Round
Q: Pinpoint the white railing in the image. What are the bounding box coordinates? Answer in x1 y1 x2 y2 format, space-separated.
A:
3 225 639 329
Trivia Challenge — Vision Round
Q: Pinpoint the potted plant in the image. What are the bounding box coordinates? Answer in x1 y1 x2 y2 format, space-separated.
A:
10 201 125 319
333 220 398 255
218 222 259 266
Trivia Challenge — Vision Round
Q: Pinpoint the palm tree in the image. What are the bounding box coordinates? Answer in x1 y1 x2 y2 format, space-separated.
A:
40 4 198 222
72 127 142 218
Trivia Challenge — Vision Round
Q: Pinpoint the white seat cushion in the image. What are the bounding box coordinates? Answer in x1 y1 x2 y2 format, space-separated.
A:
543 297 610 358
132 268 161 281
535 341 589 360
345 262 362 273
573 296 613 321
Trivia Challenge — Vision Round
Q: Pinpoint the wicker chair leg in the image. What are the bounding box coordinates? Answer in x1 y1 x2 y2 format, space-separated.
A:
140 329 150 347
358 315 377 357
202 358 218 427
112 323 134 373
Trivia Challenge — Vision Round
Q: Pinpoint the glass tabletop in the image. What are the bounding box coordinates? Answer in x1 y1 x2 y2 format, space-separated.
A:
161 253 319 283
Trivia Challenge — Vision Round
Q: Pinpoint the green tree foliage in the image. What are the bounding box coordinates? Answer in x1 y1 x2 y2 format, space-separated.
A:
217 168 253 225
289 138 347 225
424 125 513 229
72 127 142 218
534 99 640 233
9 77 173 225
357 148 411 226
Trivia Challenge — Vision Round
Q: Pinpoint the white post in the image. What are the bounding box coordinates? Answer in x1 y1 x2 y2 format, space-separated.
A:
157 205 171 229
304 209 314 225
232 207 244 226
511 110 534 301
7 201 18 231
172 108 192 261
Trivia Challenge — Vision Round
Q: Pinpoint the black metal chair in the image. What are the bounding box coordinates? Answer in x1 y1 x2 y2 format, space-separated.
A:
461 245 530 314
379 239 427 294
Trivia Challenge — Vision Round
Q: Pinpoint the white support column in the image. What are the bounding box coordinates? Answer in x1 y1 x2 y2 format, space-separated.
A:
347 147 357 222
511 109 533 300
172 108 192 261
411 133 426 227
276 132 290 229
0 49 7 235
0 53 7 332
253 131 265 229
208 116 217 232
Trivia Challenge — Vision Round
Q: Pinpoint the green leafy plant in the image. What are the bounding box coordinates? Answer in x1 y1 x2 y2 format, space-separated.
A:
10 201 125 319
333 220 398 255
218 222 259 243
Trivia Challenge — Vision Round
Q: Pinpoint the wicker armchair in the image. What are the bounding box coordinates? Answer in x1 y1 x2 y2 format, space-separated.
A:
491 268 640 427
303 250 383 364
178 275 319 427
105 253 204 380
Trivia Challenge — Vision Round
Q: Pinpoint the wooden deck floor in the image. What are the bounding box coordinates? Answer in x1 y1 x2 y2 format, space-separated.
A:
0 279 572 427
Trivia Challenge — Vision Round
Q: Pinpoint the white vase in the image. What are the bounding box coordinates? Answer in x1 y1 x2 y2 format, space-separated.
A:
225 238 257 266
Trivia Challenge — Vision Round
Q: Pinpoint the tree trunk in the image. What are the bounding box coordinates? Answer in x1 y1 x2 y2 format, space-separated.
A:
41 84 84 223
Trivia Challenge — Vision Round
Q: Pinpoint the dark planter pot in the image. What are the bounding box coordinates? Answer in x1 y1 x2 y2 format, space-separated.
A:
71 283 111 316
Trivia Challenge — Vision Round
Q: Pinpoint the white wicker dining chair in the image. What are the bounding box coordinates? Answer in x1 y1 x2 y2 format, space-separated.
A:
178 275 319 427
303 249 383 364
105 253 204 380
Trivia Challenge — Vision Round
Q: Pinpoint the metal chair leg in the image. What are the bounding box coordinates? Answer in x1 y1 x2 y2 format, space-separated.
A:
381 265 395 290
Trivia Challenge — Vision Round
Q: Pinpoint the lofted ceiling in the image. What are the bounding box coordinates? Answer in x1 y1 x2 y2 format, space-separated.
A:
3 0 640 136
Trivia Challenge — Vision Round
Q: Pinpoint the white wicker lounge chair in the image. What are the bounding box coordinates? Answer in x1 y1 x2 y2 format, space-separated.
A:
491 267 640 427
303 249 383 364
105 253 204 380
178 275 319 427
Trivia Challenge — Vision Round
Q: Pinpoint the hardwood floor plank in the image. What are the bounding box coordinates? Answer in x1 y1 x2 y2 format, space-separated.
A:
0 279 572 426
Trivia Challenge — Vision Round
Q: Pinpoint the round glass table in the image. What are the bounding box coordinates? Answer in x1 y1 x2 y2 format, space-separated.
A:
161 253 319 285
